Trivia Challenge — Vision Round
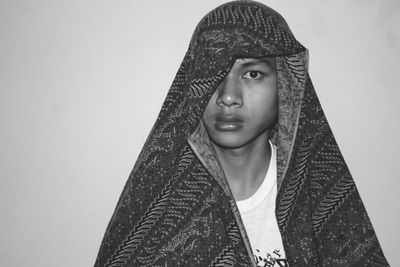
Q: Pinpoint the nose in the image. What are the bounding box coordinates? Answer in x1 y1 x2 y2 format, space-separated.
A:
216 75 243 107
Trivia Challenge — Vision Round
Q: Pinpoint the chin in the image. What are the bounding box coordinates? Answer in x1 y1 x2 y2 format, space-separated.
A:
209 134 248 149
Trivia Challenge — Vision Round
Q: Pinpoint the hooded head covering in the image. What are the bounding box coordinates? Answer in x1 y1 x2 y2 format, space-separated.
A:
95 1 388 266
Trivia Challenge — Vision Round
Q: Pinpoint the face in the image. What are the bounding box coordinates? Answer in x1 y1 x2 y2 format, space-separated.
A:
202 57 278 150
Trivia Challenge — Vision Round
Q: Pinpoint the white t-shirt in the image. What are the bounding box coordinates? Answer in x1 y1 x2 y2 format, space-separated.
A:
236 142 288 267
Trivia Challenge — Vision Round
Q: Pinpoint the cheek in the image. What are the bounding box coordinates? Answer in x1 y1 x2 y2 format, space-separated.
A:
260 81 278 114
246 91 277 124
263 93 278 118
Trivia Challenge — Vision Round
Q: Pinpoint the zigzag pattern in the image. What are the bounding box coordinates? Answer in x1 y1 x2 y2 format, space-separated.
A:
210 245 237 267
312 175 355 234
159 54 189 115
309 136 344 192
284 54 306 86
164 170 211 221
105 146 194 267
105 183 172 267
135 160 213 265
227 221 241 245
277 136 312 231
189 71 227 98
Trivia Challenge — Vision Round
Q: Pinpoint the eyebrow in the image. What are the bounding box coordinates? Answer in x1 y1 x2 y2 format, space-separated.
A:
237 58 276 69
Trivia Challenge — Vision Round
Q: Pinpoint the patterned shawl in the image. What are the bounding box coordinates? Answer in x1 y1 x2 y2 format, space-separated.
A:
95 1 388 266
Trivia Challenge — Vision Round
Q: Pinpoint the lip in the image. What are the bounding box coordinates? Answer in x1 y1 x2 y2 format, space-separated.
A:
214 114 244 131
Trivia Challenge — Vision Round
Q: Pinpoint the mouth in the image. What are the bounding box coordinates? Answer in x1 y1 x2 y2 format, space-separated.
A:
214 114 244 131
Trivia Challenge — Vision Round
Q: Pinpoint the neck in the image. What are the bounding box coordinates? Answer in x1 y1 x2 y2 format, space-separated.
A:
212 133 272 201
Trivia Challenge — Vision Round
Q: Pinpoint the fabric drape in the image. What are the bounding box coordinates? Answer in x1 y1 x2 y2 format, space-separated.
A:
95 1 389 266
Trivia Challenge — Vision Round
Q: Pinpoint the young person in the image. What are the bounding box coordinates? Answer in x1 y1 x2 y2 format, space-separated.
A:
95 1 388 266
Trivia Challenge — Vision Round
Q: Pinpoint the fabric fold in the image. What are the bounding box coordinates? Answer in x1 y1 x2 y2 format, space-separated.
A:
95 1 389 266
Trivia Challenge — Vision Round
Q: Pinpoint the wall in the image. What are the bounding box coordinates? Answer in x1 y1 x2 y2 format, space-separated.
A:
1 0 399 266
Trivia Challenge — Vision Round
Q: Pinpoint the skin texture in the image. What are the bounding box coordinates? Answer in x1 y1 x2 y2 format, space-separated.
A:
202 57 278 200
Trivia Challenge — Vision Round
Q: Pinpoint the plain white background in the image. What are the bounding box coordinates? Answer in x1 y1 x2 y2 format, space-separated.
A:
1 0 399 266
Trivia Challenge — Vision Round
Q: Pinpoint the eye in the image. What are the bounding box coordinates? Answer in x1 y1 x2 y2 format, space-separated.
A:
243 70 262 79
